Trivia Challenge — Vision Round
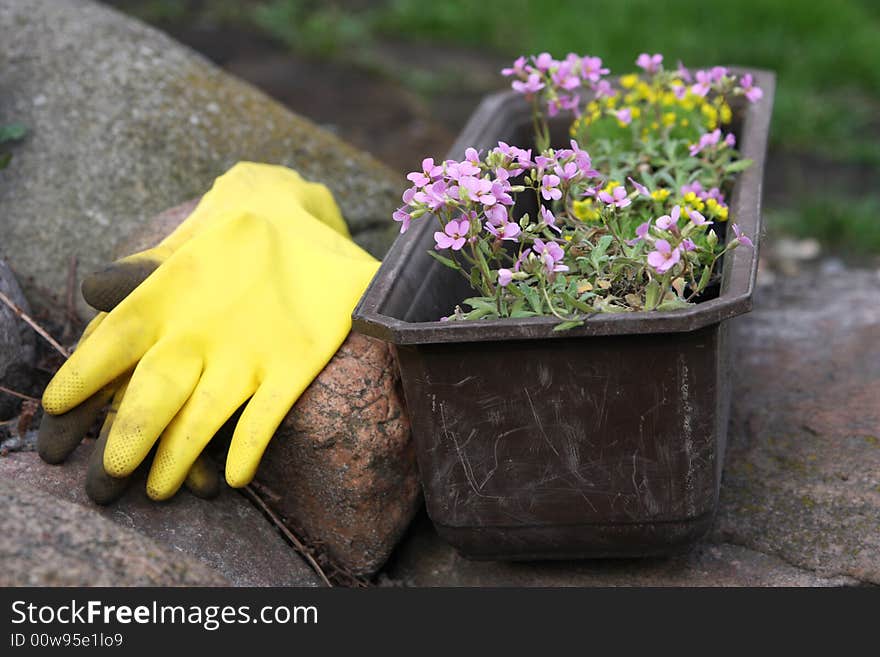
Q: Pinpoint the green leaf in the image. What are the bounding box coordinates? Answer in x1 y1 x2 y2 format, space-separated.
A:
0 152 11 170
426 250 461 271
645 279 662 310
0 122 27 143
724 159 753 174
696 264 713 293
560 291 593 313
553 319 584 331
656 298 691 311
523 285 543 314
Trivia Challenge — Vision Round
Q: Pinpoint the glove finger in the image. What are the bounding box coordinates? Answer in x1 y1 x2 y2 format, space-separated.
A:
145 366 257 500
77 312 107 345
103 341 202 478
42 310 156 415
225 374 306 488
81 249 166 312
37 384 115 464
85 381 133 505
184 454 223 500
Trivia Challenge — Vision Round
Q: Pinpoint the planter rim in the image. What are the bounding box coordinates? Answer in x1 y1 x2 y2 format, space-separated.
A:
353 67 776 345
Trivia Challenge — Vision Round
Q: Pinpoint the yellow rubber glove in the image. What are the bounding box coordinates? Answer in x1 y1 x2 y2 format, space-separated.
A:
41 164 378 500
82 161 352 312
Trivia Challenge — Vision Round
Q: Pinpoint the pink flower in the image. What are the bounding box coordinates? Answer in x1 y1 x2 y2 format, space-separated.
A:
533 238 569 274
593 79 617 98
555 161 579 182
540 205 561 233
627 221 651 246
415 180 458 211
647 239 681 273
681 238 696 252
406 157 442 187
691 70 712 97
581 56 609 82
498 268 513 287
434 218 470 251
688 209 711 227
570 139 599 177
636 53 663 74
681 181 705 197
460 175 495 205
512 73 545 95
598 185 631 209
740 74 764 103
689 129 722 156
501 56 528 77
484 220 521 242
540 174 562 201
392 207 412 233
615 108 633 125
732 223 753 248
485 204 508 225
552 60 581 91
627 177 650 197
677 61 693 83
709 66 728 83
656 205 681 231
533 52 555 72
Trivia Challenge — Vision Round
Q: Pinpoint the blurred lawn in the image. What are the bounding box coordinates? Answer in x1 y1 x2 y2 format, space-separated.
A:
119 0 880 165
264 0 880 166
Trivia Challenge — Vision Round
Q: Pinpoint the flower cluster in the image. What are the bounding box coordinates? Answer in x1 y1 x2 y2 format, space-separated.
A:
502 52 612 149
392 52 762 328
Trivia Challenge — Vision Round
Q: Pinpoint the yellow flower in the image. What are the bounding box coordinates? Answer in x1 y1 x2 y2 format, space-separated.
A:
620 74 639 89
650 121 660 130
719 102 732 124
564 235 573 241
586 101 599 114
680 118 690 127
572 198 600 222
651 188 670 201
662 112 677 127
717 205 729 221
683 192 705 212
701 103 718 129
604 181 621 193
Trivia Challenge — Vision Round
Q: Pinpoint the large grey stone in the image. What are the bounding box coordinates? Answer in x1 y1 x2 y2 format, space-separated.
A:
0 0 402 318
0 257 35 419
383 515 857 587
0 449 323 587
382 265 880 586
715 264 880 584
0 475 227 586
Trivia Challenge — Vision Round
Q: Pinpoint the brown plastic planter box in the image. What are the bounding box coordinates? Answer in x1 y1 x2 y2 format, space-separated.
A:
353 69 775 559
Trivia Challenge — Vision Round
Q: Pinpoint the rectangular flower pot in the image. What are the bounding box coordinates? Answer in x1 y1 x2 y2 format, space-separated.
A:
353 68 775 559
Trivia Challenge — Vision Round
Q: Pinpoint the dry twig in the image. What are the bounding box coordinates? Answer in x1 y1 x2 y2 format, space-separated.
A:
240 484 333 587
0 384 39 402
0 288 69 358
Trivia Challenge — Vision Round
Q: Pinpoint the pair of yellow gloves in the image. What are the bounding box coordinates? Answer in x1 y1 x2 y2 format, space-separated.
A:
38 163 379 503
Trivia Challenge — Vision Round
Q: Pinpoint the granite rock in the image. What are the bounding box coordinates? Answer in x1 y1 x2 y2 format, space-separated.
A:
0 257 35 420
0 449 323 586
0 0 402 318
0 474 228 586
